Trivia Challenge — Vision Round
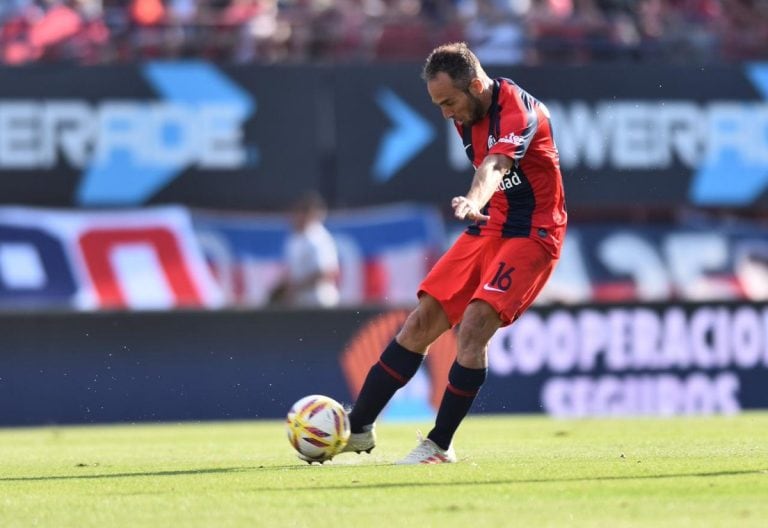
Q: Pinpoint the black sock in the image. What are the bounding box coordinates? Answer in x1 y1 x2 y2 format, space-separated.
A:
348 339 425 433
427 361 487 450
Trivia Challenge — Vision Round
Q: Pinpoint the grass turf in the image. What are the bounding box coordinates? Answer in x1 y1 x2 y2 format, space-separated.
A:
1 413 767 528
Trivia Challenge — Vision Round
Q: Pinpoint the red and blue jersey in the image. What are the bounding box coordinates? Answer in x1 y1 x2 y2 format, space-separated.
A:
457 78 567 257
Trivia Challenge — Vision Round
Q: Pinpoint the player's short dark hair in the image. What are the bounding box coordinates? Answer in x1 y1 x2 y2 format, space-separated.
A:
421 42 480 91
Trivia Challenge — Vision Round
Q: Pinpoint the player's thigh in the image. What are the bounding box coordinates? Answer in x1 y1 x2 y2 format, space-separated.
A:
418 233 485 326
473 238 555 326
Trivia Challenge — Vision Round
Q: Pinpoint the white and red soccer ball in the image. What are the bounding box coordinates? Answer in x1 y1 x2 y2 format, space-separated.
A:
285 395 350 462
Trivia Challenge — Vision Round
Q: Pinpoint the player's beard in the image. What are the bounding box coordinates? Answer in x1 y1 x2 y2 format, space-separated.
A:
462 91 486 126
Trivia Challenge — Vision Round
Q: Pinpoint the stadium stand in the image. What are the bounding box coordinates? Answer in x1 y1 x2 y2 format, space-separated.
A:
1 0 766 65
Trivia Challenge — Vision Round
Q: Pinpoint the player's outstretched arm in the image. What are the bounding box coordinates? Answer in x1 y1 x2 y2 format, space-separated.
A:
452 153 513 222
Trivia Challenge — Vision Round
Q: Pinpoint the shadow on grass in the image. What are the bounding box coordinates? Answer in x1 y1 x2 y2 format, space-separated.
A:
0 461 403 482
250 468 768 492
4 466 764 486
0 467 262 482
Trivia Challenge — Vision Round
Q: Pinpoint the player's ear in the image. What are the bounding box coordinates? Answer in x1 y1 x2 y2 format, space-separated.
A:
468 78 483 96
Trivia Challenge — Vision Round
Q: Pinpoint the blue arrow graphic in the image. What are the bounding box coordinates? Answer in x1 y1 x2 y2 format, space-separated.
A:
77 61 255 205
372 88 435 183
746 63 768 98
689 63 768 206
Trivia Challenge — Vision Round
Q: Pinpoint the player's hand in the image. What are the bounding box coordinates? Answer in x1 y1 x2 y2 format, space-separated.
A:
452 196 490 222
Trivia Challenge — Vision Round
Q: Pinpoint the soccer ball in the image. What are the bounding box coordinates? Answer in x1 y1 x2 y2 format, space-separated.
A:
285 394 350 463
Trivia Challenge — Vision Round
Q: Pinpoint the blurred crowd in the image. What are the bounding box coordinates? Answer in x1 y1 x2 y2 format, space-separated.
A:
1 0 767 65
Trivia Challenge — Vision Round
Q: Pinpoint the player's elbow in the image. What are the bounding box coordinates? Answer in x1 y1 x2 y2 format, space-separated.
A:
486 154 513 174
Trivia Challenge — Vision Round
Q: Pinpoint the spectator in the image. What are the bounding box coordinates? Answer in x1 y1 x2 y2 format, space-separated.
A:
269 191 341 308
129 0 164 26
0 0 766 64
463 0 529 65
719 0 768 61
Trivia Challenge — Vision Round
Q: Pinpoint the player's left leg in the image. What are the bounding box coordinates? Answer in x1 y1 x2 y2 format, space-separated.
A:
428 300 499 443
395 300 498 465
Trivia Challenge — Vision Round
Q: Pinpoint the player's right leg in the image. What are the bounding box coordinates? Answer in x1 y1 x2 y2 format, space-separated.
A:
341 294 450 455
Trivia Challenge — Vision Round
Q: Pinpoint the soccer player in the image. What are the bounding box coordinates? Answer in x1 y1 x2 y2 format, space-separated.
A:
343 42 567 464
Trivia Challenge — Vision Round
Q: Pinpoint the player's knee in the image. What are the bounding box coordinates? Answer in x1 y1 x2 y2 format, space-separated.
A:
464 300 501 331
457 301 501 361
397 295 448 350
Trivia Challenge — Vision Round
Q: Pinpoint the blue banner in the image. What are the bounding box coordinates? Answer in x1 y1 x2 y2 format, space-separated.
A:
1 63 767 211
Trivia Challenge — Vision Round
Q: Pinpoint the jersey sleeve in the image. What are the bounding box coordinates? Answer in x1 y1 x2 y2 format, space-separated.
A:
488 86 539 162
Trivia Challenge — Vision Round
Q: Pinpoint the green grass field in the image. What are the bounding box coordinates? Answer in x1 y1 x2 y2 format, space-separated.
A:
1 413 767 528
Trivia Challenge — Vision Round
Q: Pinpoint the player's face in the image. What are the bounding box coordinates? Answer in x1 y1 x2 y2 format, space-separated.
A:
427 72 486 127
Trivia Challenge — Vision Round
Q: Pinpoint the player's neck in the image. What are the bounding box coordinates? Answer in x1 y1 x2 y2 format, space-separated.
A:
479 76 495 116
